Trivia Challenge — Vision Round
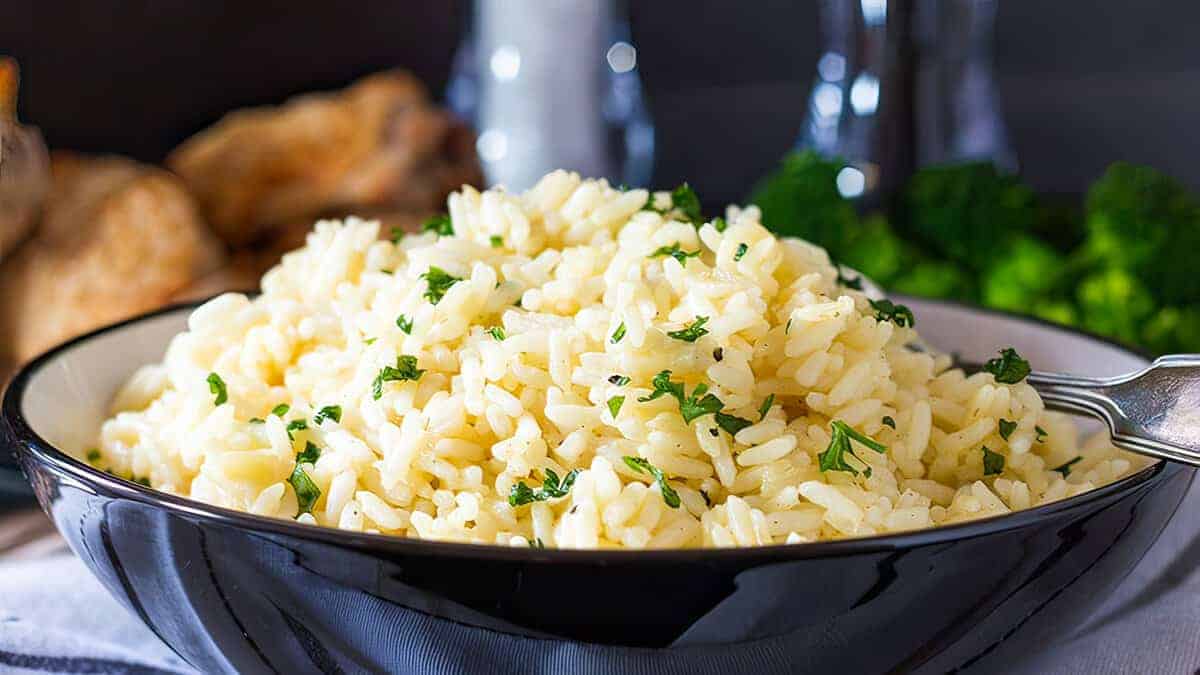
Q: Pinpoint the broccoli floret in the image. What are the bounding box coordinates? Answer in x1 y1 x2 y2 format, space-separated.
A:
1084 162 1200 305
839 214 908 285
1142 306 1200 354
890 260 975 301
749 150 859 252
981 236 1065 313
899 162 1036 272
1076 268 1156 345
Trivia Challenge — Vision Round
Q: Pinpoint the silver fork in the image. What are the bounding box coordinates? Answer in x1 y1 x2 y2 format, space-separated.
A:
1028 356 1200 467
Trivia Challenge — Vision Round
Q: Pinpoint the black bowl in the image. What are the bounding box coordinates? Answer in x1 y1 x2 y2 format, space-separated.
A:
2 299 1192 674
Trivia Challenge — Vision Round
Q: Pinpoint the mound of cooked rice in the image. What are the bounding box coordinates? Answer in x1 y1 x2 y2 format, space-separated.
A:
91 171 1151 548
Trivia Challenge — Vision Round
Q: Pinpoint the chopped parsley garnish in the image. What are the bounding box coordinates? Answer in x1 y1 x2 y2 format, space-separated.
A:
608 374 631 386
286 419 308 439
372 355 425 399
420 266 462 305
983 446 1005 475
868 299 916 328
785 318 793 334
648 242 701 267
715 412 753 437
206 372 228 406
712 217 727 233
622 456 681 508
610 322 627 344
1035 425 1048 442
85 448 101 463
508 468 581 507
835 264 864 290
133 476 152 487
700 489 712 507
486 326 506 341
396 314 413 334
758 394 775 421
421 213 453 237
490 235 504 248
313 405 342 425
607 395 625 418
818 420 887 478
734 242 749 261
643 183 703 225
248 417 265 424
271 403 290 417
984 347 1032 384
638 370 725 424
881 415 896 429
364 337 377 345
666 316 710 343
297 441 321 465
390 226 405 243
998 418 1017 441
289 465 321 514
1053 457 1082 477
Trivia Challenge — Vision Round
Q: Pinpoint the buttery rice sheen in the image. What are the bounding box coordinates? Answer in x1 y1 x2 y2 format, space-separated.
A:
92 171 1151 548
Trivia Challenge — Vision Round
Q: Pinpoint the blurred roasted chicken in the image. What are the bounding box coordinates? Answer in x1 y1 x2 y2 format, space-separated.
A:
168 70 481 246
0 153 223 366
0 57 49 262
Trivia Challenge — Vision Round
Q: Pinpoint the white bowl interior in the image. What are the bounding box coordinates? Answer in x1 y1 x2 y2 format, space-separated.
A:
20 301 1149 456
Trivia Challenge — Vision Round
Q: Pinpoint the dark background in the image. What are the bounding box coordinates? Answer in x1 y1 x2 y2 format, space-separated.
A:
5 1 1198 205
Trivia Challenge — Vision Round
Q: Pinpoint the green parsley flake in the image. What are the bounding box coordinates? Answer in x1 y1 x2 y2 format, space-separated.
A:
286 419 308 439
1035 425 1048 442
818 420 888 478
85 448 101 463
622 456 681 508
289 465 321 514
206 372 228 406
712 217 728 233
313 405 342 425
984 347 1032 384
607 395 625 419
998 418 1017 441
1053 457 1082 477
983 446 1005 475
758 394 775 421
390 227 405 243
364 337 378 345
648 242 701 267
372 355 425 399
881 415 896 429
608 374 631 386
508 468 581 507
490 235 504 248
297 441 321 465
734 242 749 262
638 370 725 424
715 411 753 437
667 316 710 343
611 322 627 344
420 266 462 305
133 476 152 487
487 326 506 341
785 318 793 334
271 403 290 417
868 299 916 328
421 213 453 237
835 264 864 290
396 314 413 334
248 417 265 424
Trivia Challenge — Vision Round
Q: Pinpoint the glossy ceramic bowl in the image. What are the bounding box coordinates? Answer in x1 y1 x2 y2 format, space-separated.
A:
2 298 1192 675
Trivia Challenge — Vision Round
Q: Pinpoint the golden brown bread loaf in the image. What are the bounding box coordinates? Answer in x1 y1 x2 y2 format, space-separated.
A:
167 70 481 246
0 153 224 365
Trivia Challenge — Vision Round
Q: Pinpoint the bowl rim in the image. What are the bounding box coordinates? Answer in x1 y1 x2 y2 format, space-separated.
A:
1 298 1181 563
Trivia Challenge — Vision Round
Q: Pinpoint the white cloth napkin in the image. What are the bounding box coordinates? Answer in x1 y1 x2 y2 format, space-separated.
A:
1 478 1198 675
